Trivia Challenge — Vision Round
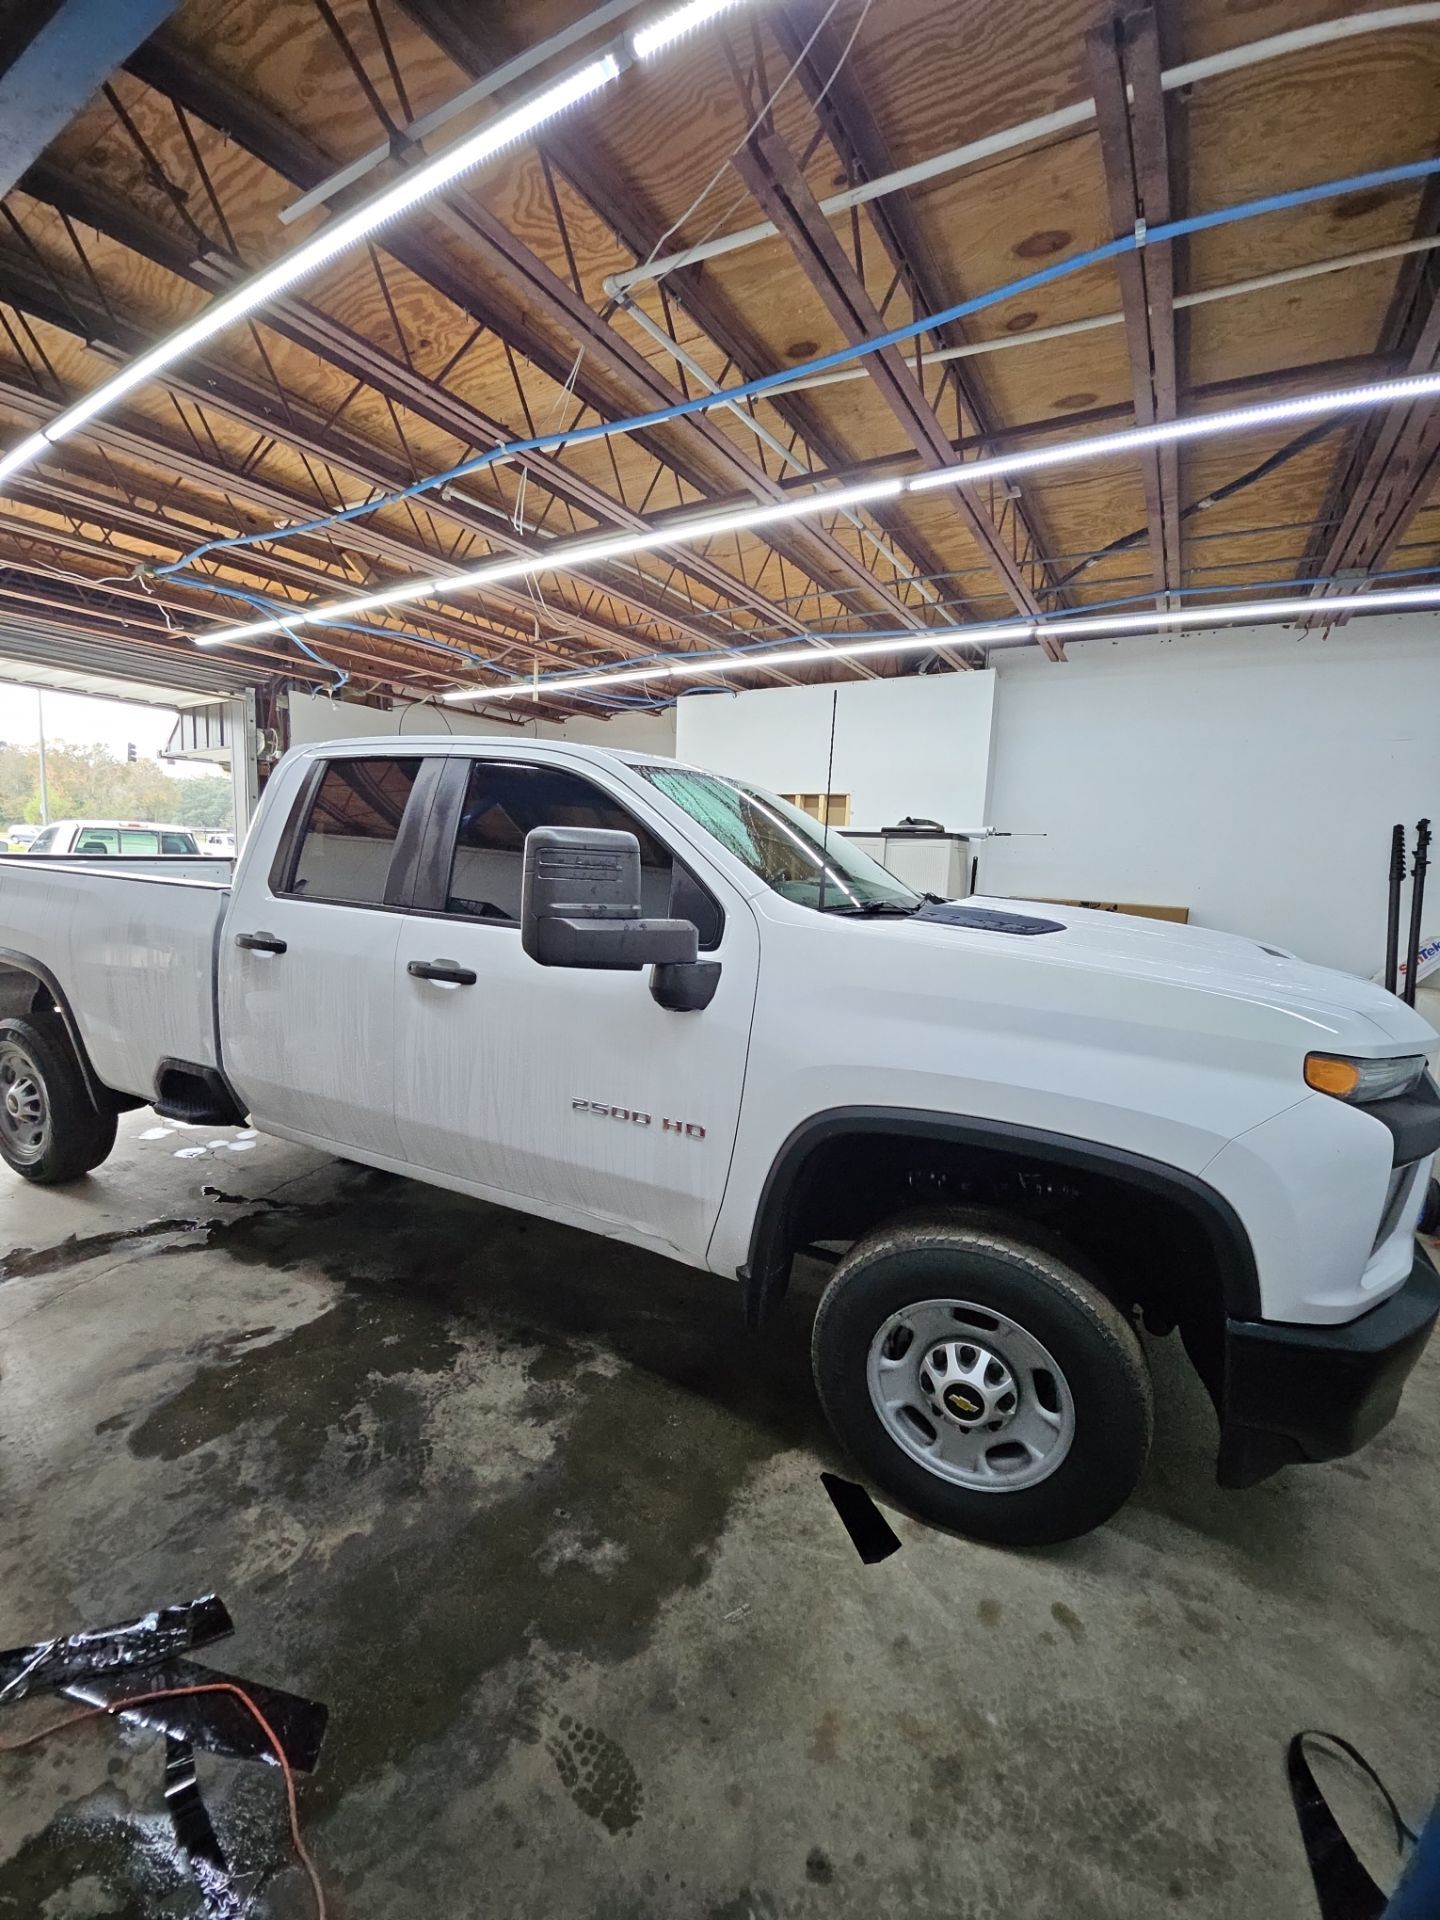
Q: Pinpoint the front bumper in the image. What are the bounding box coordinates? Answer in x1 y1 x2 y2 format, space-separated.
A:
1217 1241 1440 1488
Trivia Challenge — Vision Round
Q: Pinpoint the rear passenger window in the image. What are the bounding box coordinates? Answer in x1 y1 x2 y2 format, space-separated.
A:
443 761 721 947
160 832 194 854
287 758 419 905
119 831 161 854
76 830 119 855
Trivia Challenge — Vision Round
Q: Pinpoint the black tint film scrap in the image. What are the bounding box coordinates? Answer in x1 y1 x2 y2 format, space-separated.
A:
821 1473 903 1564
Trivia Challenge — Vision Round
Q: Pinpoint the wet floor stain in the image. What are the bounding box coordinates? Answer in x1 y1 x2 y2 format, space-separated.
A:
0 1170 829 1914
0 1218 211 1282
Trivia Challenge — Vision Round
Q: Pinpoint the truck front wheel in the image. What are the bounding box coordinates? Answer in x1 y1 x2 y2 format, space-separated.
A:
0 1014 117 1185
811 1212 1153 1546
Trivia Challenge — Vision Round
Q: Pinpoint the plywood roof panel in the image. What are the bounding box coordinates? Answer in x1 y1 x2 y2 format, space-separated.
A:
0 0 1435 705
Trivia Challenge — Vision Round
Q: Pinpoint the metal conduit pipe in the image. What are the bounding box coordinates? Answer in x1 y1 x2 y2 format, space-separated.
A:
606 4 1440 296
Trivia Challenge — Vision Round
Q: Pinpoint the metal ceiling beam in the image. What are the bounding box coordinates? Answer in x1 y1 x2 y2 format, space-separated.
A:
123 31 937 652
1306 273 1440 605
0 249 785 683
770 0 1072 649
15 159 823 658
391 0 966 634
389 0 960 667
0 368 664 691
730 125 1059 662
8 164 796 673
1304 179 1440 614
1088 5 1182 601
0 0 177 200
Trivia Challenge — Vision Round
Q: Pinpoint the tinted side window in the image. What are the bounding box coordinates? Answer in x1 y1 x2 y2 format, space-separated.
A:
288 758 419 905
160 832 196 854
29 827 58 855
444 762 721 947
119 831 161 854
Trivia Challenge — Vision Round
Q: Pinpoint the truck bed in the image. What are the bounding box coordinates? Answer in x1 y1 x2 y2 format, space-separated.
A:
0 855 232 1098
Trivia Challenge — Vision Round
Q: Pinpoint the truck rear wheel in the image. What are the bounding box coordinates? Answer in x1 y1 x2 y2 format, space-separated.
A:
811 1212 1153 1546
0 1013 117 1185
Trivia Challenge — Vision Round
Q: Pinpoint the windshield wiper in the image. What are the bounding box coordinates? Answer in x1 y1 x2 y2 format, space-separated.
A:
818 900 921 917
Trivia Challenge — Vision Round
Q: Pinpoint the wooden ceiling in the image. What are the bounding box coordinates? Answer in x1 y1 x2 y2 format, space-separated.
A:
0 0 1436 718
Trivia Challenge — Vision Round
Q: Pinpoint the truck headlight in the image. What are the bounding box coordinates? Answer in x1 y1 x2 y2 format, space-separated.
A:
1304 1053 1428 1103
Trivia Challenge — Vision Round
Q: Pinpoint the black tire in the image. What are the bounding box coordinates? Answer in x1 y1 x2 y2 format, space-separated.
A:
811 1210 1153 1546
0 1012 117 1185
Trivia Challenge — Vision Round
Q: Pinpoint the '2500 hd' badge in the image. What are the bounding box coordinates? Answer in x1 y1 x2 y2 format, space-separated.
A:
572 1099 705 1139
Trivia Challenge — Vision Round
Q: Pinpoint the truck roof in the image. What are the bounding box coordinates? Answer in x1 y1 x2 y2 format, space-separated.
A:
41 819 199 833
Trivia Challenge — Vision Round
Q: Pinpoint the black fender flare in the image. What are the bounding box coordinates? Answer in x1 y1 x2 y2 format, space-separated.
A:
739 1105 1262 1328
0 947 119 1113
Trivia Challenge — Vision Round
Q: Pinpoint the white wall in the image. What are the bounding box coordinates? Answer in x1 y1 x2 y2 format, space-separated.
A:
673 672 996 829
283 616 1440 978
285 693 676 757
982 616 1440 976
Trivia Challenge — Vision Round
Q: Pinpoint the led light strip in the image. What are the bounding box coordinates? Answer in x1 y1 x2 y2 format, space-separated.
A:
189 370 1440 650
0 0 757 493
908 372 1440 493
192 478 902 645
633 0 749 57
443 586 1440 700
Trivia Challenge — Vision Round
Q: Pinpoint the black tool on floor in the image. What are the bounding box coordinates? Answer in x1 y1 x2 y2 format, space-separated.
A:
1384 824 1407 996
0 1596 327 1913
1402 818 1431 1008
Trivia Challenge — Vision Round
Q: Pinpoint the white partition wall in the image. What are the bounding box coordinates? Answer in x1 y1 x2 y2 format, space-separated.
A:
673 672 997 830
982 617 1440 976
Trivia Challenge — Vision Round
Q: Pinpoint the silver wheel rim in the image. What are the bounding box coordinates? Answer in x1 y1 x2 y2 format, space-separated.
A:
866 1297 1076 1492
0 1039 49 1167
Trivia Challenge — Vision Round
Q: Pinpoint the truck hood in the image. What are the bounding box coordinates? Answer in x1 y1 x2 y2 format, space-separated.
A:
894 897 1439 1054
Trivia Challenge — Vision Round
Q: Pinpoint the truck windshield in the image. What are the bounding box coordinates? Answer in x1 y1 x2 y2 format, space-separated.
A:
637 766 921 915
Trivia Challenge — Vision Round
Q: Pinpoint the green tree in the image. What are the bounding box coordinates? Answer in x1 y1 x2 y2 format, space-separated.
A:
0 741 233 831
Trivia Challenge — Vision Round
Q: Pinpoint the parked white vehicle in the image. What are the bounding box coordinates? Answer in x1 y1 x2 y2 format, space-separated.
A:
1 738 1437 1544
23 819 204 857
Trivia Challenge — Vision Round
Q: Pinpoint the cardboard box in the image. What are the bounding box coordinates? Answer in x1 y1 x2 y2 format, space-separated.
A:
1032 899 1190 924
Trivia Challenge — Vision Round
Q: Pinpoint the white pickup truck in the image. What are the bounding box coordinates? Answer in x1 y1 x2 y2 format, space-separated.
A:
2 737 1437 1545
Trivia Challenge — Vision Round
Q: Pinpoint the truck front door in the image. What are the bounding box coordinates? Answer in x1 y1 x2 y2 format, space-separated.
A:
391 754 759 1263
220 751 434 1157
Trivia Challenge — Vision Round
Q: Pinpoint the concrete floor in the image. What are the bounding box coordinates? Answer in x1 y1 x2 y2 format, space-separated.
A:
0 1112 1435 1919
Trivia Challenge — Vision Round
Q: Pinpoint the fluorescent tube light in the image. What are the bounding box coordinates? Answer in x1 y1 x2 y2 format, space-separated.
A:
188 371 1440 653
0 57 621 493
908 372 1440 495
443 585 1440 700
632 0 752 58
192 476 903 645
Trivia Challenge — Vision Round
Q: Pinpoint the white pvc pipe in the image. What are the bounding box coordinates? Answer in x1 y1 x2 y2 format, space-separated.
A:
606 4 1440 295
728 235 1440 403
279 0 647 223
618 299 945 604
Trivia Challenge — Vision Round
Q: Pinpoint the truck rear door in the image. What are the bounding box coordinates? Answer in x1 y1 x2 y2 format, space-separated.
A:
219 751 436 1157
391 753 759 1263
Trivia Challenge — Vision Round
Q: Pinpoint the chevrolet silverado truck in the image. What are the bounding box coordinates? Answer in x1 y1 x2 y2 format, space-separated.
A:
1 737 1437 1545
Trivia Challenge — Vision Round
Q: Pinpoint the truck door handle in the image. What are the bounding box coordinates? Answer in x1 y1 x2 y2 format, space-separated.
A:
407 958 477 986
235 931 287 954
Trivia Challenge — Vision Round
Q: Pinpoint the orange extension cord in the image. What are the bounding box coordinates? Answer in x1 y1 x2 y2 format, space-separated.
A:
0 1679 325 1919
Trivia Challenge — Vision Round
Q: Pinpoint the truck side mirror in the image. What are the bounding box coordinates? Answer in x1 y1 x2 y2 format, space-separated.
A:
521 826 699 971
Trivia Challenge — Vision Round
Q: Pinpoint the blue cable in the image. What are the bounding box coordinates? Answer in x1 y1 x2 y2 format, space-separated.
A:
159 154 1440 583
162 563 506 675
163 566 679 707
